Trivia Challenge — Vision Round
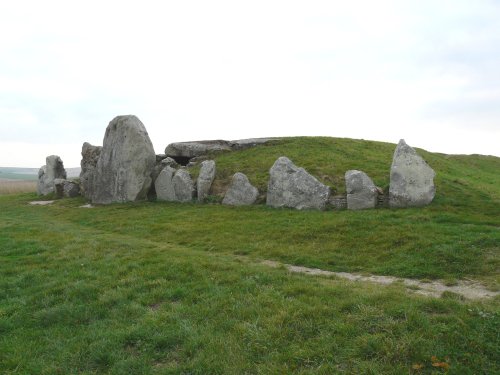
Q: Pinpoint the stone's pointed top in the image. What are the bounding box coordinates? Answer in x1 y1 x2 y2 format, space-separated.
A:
398 139 406 145
389 140 435 208
267 156 330 210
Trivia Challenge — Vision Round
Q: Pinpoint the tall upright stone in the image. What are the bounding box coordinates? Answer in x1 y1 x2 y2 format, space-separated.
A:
345 170 377 210
37 155 67 196
197 160 216 202
91 115 156 204
80 142 102 200
266 156 330 210
389 139 435 208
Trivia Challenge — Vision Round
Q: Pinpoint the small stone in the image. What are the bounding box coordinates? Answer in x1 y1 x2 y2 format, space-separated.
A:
222 172 258 206
173 169 195 202
345 170 378 210
155 166 177 201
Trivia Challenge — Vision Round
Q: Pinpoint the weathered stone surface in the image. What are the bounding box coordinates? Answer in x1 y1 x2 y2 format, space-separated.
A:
266 157 330 210
197 160 216 202
389 139 436 208
222 172 258 206
165 140 232 159
329 195 347 210
54 179 81 198
161 157 179 168
91 115 156 204
37 155 67 196
80 142 102 200
345 170 378 210
230 138 278 151
155 166 176 201
173 169 195 202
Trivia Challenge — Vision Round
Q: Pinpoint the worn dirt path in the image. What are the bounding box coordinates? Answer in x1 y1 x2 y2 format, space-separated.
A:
262 260 498 300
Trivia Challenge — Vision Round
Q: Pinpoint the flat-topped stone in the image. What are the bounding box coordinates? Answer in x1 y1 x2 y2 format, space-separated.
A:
165 140 232 159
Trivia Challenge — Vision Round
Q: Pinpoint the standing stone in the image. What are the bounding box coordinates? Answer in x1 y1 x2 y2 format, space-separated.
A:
345 170 377 210
197 160 216 202
155 166 177 201
80 142 102 200
266 157 330 210
173 169 195 202
389 139 436 208
222 172 258 206
37 155 67 196
91 115 156 204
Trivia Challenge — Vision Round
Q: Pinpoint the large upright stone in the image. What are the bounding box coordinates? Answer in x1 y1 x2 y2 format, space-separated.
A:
80 142 102 200
173 169 195 202
222 172 258 206
345 170 377 210
389 139 435 208
266 157 330 210
155 166 177 201
91 115 156 204
37 155 67 196
197 160 216 202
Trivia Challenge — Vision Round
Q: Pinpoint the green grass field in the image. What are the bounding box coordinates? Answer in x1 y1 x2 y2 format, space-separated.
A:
0 137 499 374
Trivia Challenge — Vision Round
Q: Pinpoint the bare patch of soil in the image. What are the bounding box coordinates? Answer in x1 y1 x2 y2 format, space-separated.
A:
262 260 498 300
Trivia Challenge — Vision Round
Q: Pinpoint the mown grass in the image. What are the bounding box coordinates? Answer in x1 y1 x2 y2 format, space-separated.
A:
0 194 499 374
1 137 499 373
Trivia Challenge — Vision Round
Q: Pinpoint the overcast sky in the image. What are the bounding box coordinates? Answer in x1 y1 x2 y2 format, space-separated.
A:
1 0 499 167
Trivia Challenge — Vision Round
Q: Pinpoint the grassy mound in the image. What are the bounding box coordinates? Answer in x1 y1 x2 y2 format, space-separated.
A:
1 137 498 373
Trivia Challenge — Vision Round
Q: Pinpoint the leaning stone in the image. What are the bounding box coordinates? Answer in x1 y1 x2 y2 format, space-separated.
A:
266 156 330 210
37 155 67 196
155 166 177 201
222 172 258 206
345 170 378 210
389 139 436 208
91 115 156 204
197 160 216 202
173 169 195 202
80 142 102 200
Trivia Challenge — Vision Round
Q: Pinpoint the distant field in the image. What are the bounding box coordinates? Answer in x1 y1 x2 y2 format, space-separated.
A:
0 179 37 195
